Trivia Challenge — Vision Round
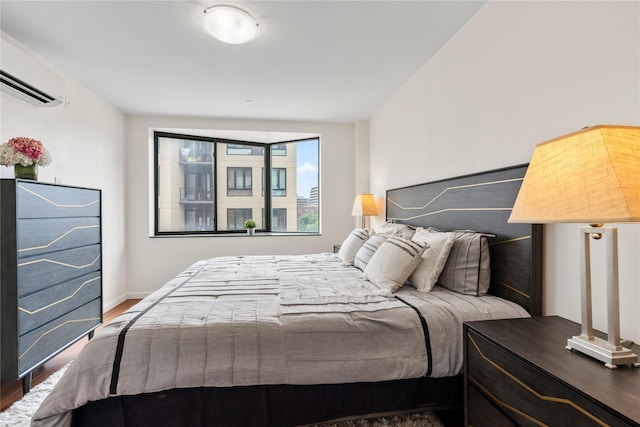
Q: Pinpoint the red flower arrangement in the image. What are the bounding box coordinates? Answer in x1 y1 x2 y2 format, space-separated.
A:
0 136 52 167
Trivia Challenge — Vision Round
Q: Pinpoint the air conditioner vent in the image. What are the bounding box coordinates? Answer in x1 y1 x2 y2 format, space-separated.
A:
0 70 62 107
0 35 65 107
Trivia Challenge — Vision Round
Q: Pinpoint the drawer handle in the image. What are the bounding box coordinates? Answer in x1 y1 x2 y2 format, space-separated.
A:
19 276 101 315
19 184 99 208
18 225 100 254
18 255 100 269
468 333 607 426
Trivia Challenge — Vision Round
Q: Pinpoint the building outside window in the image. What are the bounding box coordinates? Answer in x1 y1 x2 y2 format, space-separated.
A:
227 167 252 196
227 208 253 230
263 168 286 197
272 208 287 231
271 144 287 156
154 132 319 235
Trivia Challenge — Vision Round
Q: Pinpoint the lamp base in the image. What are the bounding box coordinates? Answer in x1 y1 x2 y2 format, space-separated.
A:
566 335 639 369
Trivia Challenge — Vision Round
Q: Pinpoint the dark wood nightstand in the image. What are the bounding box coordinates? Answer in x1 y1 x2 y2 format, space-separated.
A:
464 316 640 426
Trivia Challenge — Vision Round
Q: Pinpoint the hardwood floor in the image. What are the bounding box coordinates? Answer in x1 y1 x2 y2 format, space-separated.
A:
1 298 464 426
0 299 140 412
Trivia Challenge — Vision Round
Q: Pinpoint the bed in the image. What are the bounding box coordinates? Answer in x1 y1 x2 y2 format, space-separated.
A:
31 164 541 427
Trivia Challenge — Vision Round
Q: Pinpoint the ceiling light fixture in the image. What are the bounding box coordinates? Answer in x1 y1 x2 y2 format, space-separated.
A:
203 5 259 45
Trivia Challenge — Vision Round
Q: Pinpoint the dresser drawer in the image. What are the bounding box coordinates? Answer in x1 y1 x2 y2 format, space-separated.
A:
466 329 632 427
18 271 101 335
18 298 101 376
468 384 516 427
17 244 101 297
16 181 100 219
17 217 100 258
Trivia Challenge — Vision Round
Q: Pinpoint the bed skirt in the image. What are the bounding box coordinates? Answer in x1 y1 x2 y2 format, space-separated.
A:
71 375 462 427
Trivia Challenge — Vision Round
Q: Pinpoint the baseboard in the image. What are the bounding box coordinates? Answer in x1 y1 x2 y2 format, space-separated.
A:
126 292 151 300
103 293 150 313
102 294 128 312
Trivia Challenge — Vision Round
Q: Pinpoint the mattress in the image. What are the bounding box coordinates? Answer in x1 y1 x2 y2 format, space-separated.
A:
32 253 528 427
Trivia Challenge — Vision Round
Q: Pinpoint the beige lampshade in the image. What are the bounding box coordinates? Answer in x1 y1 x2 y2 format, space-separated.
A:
352 193 379 217
509 125 640 224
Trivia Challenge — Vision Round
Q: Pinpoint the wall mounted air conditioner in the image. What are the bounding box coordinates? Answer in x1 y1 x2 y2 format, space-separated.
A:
0 36 64 107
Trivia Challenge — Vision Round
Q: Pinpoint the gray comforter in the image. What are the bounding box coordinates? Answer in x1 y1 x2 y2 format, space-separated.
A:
32 254 528 427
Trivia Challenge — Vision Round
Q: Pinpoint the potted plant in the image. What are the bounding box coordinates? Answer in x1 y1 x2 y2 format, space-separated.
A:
244 219 256 236
0 137 52 180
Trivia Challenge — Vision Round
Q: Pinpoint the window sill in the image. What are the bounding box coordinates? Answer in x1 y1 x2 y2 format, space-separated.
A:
151 232 321 238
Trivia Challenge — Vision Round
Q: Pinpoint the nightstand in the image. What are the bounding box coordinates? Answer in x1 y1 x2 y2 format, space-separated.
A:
333 244 341 253
464 316 640 426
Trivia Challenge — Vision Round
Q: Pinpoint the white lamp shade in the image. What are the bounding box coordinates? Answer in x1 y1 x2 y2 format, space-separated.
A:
204 5 259 45
352 194 379 217
509 125 640 224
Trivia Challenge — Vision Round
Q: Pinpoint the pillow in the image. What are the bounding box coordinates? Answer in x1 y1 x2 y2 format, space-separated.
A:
409 228 456 292
372 221 416 240
353 234 388 271
437 230 493 296
364 236 426 296
337 228 370 265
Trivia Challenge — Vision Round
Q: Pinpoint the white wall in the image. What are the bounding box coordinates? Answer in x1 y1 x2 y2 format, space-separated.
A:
125 115 356 297
1 36 128 311
369 1 640 342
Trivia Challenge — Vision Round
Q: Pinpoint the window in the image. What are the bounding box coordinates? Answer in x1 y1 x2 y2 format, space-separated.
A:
261 208 287 232
227 167 252 196
272 144 287 156
227 144 264 156
155 135 215 233
154 131 319 235
227 208 252 230
272 208 287 231
272 168 286 196
292 139 319 233
263 168 286 197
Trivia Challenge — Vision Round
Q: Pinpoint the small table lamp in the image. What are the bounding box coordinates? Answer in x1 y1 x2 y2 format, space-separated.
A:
509 124 640 369
352 193 378 228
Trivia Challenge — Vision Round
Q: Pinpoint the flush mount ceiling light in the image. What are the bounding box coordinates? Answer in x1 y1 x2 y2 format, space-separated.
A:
203 5 259 45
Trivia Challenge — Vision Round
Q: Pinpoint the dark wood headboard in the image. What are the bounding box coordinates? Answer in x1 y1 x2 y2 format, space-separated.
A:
386 164 542 316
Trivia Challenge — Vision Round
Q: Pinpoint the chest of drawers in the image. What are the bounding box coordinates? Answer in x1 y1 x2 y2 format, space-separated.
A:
1 180 102 393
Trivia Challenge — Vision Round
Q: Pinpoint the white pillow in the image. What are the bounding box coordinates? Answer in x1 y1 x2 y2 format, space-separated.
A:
364 236 426 296
353 235 388 271
372 222 416 240
409 228 456 292
337 228 370 265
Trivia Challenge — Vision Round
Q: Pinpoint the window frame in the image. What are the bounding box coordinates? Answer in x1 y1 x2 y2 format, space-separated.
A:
153 131 319 236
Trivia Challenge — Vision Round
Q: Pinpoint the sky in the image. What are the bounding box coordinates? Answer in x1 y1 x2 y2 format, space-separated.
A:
295 138 319 198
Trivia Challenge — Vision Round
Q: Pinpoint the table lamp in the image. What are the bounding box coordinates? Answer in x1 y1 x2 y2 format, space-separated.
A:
509 125 640 368
352 193 378 228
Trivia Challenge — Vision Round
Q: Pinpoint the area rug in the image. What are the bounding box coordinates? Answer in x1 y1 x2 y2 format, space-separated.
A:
1 364 444 427
312 411 444 427
0 363 70 427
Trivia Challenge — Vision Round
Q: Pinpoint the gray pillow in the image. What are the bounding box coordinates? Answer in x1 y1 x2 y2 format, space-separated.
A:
354 234 389 271
337 228 370 265
437 231 493 296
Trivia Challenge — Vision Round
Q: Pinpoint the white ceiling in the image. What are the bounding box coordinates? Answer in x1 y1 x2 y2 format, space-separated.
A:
0 1 484 123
